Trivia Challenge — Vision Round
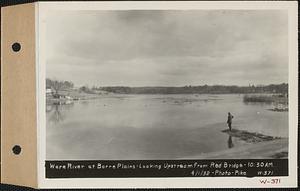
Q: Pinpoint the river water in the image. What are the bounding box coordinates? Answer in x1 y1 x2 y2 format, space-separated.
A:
46 94 288 160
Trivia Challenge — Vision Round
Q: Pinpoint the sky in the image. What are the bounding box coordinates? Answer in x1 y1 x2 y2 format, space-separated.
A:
45 10 288 87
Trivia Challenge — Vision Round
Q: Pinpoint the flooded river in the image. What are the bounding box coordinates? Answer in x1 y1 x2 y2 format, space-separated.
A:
46 94 288 160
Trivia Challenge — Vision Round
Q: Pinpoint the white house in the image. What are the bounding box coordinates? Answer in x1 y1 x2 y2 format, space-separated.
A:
46 87 54 96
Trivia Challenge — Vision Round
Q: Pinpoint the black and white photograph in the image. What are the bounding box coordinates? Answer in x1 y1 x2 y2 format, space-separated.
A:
45 9 289 160
37 1 297 188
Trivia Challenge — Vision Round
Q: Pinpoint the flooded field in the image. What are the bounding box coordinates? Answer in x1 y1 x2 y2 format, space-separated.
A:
46 94 288 160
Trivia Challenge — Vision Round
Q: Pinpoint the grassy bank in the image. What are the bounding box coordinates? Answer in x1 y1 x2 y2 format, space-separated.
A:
186 128 288 159
243 94 288 104
193 138 288 159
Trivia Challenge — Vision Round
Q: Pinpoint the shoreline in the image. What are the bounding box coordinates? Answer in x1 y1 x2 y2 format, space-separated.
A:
183 127 288 159
186 138 288 159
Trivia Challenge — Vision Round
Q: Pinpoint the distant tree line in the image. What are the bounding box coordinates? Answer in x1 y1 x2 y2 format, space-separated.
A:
46 79 288 95
46 78 74 94
79 85 95 94
99 83 288 94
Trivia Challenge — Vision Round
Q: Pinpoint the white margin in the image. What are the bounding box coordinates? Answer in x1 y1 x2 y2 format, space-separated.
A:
36 1 298 189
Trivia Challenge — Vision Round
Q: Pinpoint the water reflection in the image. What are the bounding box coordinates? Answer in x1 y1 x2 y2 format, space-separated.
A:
47 102 74 124
46 94 288 160
227 135 234 149
48 105 65 124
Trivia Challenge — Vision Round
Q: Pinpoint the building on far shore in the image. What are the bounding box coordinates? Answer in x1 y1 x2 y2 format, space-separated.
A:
46 87 54 97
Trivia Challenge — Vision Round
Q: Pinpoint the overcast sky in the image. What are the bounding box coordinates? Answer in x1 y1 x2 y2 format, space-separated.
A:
45 10 288 87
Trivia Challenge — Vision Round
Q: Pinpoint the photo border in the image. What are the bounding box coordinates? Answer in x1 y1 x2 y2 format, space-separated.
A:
36 1 298 188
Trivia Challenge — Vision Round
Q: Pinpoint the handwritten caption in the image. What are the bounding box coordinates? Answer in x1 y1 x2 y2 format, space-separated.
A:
46 159 287 178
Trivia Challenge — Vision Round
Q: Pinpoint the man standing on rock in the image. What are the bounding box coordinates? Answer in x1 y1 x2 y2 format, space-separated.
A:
227 112 234 131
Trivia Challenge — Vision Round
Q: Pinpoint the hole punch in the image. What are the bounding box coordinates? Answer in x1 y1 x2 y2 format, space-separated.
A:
12 42 21 52
12 145 22 155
